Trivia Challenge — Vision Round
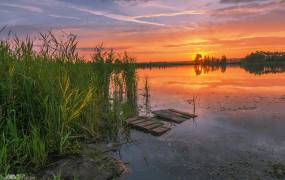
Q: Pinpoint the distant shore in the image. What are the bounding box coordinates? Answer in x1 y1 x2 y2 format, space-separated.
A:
134 59 242 68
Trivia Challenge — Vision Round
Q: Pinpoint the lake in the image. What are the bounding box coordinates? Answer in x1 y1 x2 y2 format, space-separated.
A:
115 65 285 180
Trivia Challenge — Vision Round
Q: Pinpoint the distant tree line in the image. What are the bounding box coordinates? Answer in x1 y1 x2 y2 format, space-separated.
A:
135 61 195 69
244 51 285 63
241 51 285 75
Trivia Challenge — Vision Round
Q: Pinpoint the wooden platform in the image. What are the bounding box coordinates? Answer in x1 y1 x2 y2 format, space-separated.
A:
152 109 197 123
127 116 171 136
127 109 197 136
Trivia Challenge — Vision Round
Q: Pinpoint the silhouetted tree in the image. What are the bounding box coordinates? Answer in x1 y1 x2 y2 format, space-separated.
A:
194 54 203 63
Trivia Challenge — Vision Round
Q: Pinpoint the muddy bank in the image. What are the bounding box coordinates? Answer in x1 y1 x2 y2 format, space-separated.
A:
37 143 127 180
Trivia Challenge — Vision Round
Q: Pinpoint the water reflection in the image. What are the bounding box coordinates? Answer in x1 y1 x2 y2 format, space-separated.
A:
140 63 285 76
194 63 285 75
242 63 285 75
142 76 151 115
194 64 227 75
116 65 285 180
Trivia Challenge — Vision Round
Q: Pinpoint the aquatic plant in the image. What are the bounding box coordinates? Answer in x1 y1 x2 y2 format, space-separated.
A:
143 76 151 115
0 32 137 175
268 163 285 179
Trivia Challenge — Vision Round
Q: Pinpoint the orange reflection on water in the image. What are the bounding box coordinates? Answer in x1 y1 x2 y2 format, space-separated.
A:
137 66 285 98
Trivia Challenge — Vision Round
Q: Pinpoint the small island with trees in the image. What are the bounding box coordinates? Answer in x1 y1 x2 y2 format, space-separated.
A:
243 51 285 64
241 51 285 74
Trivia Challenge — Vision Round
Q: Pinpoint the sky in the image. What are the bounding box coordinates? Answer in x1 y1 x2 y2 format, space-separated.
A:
0 0 285 61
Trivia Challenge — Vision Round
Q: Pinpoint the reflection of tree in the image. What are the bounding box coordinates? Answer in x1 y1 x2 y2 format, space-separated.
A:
194 64 227 75
242 63 285 75
194 63 285 75
194 54 228 66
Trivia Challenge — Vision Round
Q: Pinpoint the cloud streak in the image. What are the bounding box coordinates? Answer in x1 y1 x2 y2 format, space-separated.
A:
48 14 80 20
211 1 285 16
134 10 207 19
73 6 166 26
0 3 43 13
220 0 268 4
1 0 285 61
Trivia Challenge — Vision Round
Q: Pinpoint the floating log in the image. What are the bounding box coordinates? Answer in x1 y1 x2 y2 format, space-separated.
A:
152 109 197 123
127 116 171 136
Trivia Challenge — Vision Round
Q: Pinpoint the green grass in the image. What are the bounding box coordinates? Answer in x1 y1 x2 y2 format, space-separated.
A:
0 32 137 175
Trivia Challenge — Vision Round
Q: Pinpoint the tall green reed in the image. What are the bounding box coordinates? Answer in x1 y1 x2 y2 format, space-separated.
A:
0 32 137 175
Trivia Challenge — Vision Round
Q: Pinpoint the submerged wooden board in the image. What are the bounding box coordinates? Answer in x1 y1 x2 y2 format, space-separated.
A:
169 109 197 118
127 116 171 136
152 109 197 123
127 109 197 136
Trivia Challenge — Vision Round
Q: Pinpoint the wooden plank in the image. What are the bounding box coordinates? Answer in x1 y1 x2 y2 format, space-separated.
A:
143 123 163 130
137 117 162 126
168 109 193 118
127 116 171 136
127 109 197 136
127 116 144 123
152 110 186 123
136 120 157 127
168 109 197 118
151 128 169 136
168 110 190 119
151 124 171 136
129 119 149 125
152 109 197 123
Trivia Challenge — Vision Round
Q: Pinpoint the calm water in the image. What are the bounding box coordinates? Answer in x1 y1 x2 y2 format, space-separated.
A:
115 66 285 180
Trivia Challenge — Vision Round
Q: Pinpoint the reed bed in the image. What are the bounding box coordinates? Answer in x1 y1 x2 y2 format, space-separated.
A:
0 32 137 175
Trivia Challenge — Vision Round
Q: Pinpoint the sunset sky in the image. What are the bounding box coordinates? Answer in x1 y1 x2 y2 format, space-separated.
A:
1 0 285 61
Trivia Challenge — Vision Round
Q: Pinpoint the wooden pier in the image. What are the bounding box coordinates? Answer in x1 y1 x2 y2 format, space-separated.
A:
127 109 197 136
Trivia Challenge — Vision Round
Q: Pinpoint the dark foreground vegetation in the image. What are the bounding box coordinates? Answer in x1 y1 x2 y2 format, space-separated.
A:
0 32 137 177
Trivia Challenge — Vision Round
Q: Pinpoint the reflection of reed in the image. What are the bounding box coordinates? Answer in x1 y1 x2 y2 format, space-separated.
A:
187 96 198 116
143 76 151 115
187 96 199 127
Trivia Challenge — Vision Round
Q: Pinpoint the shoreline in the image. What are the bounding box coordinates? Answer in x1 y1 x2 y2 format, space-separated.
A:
134 60 285 69
134 60 241 68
